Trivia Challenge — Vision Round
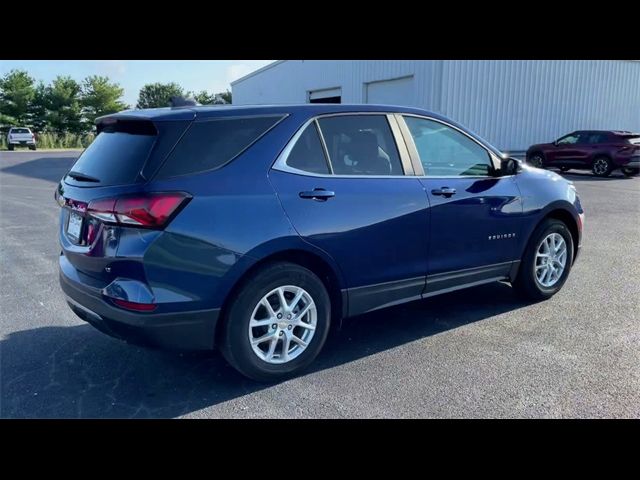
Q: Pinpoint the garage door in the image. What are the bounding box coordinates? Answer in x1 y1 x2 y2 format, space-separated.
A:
366 76 415 106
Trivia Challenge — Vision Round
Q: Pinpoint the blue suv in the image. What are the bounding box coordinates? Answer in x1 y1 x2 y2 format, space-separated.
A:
57 104 584 381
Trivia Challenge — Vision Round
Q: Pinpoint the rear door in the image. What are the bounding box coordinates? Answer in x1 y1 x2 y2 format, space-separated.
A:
397 114 524 294
269 113 430 315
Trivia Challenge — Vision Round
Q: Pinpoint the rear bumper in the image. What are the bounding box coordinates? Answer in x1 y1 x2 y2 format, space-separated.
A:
59 258 220 351
621 157 640 169
8 140 35 145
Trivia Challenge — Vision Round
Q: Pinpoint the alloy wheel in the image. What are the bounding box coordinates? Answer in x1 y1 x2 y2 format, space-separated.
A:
593 158 609 176
248 285 317 364
535 233 567 288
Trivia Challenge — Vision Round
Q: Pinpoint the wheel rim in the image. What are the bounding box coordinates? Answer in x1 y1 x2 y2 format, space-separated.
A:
530 155 543 168
593 158 608 175
248 285 317 364
535 233 567 288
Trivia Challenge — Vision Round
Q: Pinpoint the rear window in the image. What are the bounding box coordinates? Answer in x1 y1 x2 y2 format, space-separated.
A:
66 120 156 186
10 128 29 134
154 115 284 179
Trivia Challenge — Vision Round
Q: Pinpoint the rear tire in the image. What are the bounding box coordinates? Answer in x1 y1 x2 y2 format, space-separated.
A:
513 219 574 301
592 156 612 177
219 262 331 382
29 145 36 151
8 144 14 151
622 167 639 177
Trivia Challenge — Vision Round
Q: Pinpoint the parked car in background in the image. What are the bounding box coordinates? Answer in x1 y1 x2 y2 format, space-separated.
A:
526 130 640 177
57 103 584 381
6 127 36 151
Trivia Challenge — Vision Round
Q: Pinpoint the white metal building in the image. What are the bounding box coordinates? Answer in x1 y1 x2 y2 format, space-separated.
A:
231 60 640 152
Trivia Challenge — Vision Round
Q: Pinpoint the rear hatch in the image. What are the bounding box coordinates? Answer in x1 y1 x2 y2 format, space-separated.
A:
9 128 33 144
57 115 192 283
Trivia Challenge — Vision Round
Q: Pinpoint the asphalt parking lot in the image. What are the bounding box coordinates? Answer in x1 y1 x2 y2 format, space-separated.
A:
1 150 638 418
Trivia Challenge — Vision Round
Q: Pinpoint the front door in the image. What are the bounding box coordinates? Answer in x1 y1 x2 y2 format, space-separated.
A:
399 115 524 294
549 132 588 166
269 114 430 315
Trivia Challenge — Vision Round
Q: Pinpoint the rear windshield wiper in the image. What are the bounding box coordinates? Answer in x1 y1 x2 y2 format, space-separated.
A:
67 171 100 183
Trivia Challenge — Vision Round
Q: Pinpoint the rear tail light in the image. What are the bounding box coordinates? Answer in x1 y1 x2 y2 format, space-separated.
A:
87 192 190 229
618 146 639 154
111 298 158 312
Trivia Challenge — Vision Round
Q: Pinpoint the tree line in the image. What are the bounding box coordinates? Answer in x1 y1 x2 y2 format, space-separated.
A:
0 69 232 136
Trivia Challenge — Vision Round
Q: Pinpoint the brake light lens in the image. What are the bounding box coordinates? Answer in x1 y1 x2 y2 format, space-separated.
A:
112 298 158 312
87 192 190 228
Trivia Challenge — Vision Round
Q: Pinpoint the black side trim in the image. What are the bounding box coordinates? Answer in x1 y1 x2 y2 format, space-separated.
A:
424 261 513 294
344 261 517 319
347 276 426 317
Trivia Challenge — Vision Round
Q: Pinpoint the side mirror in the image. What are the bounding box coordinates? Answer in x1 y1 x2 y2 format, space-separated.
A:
553 140 559 147
500 157 519 176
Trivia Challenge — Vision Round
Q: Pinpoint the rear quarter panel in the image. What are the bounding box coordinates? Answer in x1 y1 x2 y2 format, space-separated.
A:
143 112 346 310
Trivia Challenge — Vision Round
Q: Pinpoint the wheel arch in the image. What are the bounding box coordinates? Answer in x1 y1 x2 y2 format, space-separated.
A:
217 248 346 343
531 207 580 263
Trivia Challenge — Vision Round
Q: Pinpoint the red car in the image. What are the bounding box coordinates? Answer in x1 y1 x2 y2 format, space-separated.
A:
526 130 640 177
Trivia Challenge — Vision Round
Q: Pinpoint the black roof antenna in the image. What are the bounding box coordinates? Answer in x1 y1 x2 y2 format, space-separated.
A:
169 96 200 108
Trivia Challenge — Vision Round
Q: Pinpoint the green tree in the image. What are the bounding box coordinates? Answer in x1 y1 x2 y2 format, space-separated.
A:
81 75 128 127
192 90 215 105
218 89 232 104
190 89 232 105
27 81 49 133
0 69 36 127
136 82 184 109
46 76 84 134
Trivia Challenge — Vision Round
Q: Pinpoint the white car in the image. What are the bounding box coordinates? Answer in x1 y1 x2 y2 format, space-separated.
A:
7 127 36 150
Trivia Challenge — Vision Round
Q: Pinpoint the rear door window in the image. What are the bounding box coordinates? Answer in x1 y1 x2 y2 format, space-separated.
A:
316 115 403 175
155 115 284 179
66 120 157 186
586 133 609 144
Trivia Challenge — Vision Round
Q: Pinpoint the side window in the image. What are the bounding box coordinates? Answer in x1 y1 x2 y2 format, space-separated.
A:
156 116 283 179
316 115 404 176
586 133 607 144
403 116 492 177
557 133 582 145
286 123 330 174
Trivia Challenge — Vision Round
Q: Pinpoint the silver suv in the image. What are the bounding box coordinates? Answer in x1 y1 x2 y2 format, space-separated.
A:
6 127 36 150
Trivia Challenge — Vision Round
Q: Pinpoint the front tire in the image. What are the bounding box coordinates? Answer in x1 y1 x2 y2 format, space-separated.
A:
592 156 612 177
513 219 574 301
622 167 639 177
219 262 331 382
528 153 545 168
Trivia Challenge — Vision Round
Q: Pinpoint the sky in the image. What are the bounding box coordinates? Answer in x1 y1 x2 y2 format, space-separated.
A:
0 60 275 106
